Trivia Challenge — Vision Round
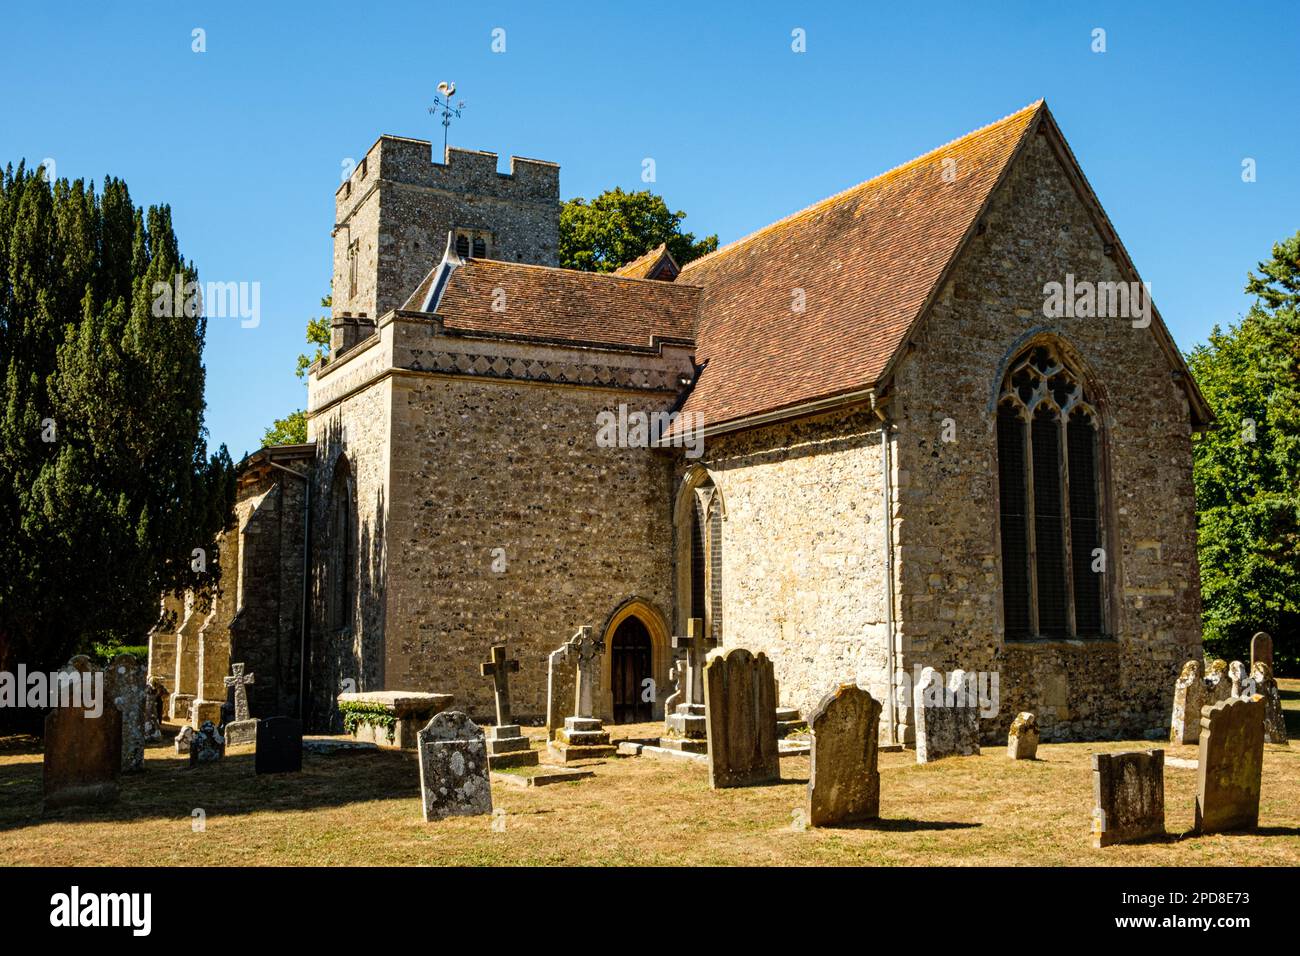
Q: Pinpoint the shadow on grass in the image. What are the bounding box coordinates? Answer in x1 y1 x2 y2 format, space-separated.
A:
832 819 981 833
0 738 422 834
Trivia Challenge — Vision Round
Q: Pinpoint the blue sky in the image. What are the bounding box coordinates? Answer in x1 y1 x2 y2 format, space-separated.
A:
2 1 1297 457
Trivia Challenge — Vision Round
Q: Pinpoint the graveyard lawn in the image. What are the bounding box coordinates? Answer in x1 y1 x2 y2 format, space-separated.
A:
0 692 1297 866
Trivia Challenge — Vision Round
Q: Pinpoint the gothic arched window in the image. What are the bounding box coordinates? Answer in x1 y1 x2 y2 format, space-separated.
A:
996 342 1106 640
329 459 355 631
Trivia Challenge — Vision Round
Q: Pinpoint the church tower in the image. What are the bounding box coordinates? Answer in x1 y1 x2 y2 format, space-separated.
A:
330 137 560 321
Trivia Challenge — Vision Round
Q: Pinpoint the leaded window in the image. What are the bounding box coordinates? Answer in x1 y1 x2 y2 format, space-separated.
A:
996 343 1106 639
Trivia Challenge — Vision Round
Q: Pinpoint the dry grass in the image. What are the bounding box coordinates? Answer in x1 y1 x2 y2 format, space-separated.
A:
1 682 1297 867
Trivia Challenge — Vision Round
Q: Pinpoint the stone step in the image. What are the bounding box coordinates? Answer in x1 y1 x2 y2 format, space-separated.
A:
563 717 603 733
547 742 618 764
657 736 707 754
557 729 611 747
488 724 522 739
486 736 532 755
488 748 540 770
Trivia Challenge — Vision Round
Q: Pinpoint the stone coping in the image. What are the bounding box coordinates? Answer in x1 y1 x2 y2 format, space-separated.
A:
336 691 452 717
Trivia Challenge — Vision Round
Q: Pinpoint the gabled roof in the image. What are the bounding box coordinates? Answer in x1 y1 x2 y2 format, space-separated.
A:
676 102 1043 431
400 257 698 350
613 243 680 281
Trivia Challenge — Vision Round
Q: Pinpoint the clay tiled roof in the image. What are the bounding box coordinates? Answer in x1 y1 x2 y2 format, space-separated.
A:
612 244 680 281
676 101 1044 431
401 258 698 349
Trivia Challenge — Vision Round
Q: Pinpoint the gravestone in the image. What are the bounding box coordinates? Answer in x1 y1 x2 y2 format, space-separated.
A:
105 654 147 772
703 647 779 789
806 684 880 826
1007 712 1039 759
662 660 684 715
189 720 225 765
1250 631 1273 671
1204 660 1232 704
661 617 714 753
913 667 981 763
1250 662 1288 745
43 656 122 811
550 627 617 762
174 724 195 754
1229 660 1247 698
545 642 576 741
1091 749 1165 847
255 716 304 774
417 711 492 821
479 644 537 768
222 663 257 746
1169 659 1205 745
144 677 166 742
1195 695 1265 834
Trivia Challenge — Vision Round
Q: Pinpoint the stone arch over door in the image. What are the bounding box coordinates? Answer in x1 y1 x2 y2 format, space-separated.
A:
599 598 670 723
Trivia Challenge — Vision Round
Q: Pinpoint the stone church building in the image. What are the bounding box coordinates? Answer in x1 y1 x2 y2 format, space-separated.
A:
149 100 1209 744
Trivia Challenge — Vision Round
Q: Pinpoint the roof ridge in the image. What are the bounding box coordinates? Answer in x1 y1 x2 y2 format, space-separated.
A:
464 256 701 289
680 99 1045 274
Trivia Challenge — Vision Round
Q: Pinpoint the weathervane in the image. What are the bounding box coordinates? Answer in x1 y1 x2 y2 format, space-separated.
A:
428 81 466 156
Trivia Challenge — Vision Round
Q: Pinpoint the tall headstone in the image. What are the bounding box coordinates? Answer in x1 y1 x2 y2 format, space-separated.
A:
169 591 201 721
1250 662 1289 745
1007 712 1039 759
661 617 715 753
1091 749 1165 847
105 654 147 772
1195 695 1265 834
545 642 575 741
223 663 257 746
806 684 881 826
43 656 122 810
914 667 980 763
550 627 617 762
703 647 779 789
417 711 492 821
255 716 304 774
1169 659 1205 745
1250 631 1273 671
479 644 537 768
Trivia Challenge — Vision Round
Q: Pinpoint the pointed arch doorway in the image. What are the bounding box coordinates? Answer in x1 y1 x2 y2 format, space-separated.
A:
599 599 670 724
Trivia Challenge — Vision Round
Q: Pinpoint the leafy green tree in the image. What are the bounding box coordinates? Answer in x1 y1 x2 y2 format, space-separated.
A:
295 293 331 378
1188 230 1300 673
0 161 235 691
560 188 717 272
263 409 306 445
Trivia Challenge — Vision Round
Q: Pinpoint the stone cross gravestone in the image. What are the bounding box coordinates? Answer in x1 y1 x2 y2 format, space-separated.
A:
663 617 714 749
545 642 576 741
1250 631 1273 671
1091 749 1165 847
255 716 304 774
1007 712 1039 759
671 617 716 708
1169 659 1205 745
567 626 604 719
479 644 520 726
1195 695 1265 834
1250 662 1288 745
43 656 122 811
223 663 257 746
189 720 225 765
417 711 492 821
914 667 981 763
703 647 779 789
105 654 147 773
806 684 881 826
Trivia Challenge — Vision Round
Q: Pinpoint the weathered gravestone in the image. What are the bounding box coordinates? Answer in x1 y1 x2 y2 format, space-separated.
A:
661 617 715 753
1229 660 1248 698
43 656 122 811
1169 659 1205 745
806 684 881 826
255 716 303 774
1007 712 1039 759
189 720 225 766
545 641 576 741
174 724 195 754
703 647 779 789
222 663 257 746
105 654 147 773
479 644 537 768
1250 662 1288 745
144 676 166 742
1250 631 1273 671
1091 749 1165 847
914 667 980 763
417 711 492 821
1195 695 1265 834
550 627 617 762
1204 660 1232 704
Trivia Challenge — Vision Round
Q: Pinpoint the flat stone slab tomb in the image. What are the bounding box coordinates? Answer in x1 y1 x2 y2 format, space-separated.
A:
337 691 453 750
